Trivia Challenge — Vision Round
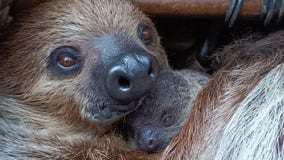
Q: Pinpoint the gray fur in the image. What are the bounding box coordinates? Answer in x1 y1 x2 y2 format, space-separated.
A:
126 69 209 152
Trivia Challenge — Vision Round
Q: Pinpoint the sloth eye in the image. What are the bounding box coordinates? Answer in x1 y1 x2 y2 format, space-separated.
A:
141 26 152 41
138 23 153 45
48 46 82 76
58 55 76 67
161 114 175 127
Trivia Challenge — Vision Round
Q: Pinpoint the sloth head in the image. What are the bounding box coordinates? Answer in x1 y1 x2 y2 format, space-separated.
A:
0 0 168 123
126 69 209 153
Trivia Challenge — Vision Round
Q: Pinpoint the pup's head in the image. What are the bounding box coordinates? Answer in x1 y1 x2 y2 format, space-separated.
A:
126 69 209 153
0 0 168 123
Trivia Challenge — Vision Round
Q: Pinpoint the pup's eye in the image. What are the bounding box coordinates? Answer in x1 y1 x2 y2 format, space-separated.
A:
48 46 82 76
162 114 174 127
138 23 153 45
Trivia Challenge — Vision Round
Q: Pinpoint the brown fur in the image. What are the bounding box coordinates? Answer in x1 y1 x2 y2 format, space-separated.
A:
0 0 168 159
161 31 284 159
3 0 283 159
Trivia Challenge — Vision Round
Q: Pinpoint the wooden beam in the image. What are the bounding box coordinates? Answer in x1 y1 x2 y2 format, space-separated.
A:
133 0 262 18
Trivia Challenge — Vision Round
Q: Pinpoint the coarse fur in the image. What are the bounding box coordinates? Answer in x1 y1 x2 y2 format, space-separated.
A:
2 0 283 159
125 69 209 153
161 31 284 159
0 0 13 29
0 0 168 159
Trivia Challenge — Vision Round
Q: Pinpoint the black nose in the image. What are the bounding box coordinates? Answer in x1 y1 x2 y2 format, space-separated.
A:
137 127 160 153
105 52 159 104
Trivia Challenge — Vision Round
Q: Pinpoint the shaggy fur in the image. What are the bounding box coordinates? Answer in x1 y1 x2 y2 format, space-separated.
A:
0 0 13 29
161 31 284 160
125 69 209 153
0 0 168 159
2 0 283 159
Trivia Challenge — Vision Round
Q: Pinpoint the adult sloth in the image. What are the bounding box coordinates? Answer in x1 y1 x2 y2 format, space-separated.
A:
0 0 167 159
162 32 284 160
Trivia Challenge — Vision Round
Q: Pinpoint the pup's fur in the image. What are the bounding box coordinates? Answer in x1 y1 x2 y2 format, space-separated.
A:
0 0 168 159
162 31 284 160
126 69 209 153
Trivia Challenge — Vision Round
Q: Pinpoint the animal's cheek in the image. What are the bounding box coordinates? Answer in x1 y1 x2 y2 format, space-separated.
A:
148 45 168 69
160 126 185 147
30 75 78 99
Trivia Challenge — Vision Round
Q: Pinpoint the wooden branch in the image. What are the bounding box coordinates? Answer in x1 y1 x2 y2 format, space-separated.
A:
133 0 262 18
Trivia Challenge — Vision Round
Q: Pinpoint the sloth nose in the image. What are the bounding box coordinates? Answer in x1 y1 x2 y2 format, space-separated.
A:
105 52 159 104
137 127 160 153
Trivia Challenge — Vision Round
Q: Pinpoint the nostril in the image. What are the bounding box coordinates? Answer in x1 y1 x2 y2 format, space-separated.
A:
148 56 160 80
148 66 154 77
148 138 155 149
104 53 160 104
137 128 160 153
118 77 131 90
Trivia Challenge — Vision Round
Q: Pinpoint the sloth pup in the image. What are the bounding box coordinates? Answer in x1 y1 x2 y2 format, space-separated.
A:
125 69 209 153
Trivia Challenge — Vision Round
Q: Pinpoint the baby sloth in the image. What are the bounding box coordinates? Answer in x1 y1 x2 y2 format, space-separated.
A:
125 69 209 153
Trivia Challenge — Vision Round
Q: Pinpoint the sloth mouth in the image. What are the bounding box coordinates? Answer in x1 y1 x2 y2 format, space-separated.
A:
108 95 147 112
90 96 147 121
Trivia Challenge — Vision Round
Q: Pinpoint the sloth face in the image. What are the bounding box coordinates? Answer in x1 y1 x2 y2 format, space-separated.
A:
0 0 167 122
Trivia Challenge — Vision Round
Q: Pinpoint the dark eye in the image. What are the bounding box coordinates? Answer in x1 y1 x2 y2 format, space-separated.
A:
58 55 75 67
162 114 175 127
47 46 82 76
138 23 153 45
